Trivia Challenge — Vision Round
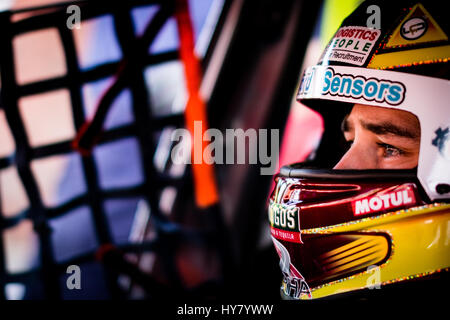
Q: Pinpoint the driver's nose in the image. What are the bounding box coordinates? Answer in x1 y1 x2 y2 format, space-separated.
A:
334 142 377 169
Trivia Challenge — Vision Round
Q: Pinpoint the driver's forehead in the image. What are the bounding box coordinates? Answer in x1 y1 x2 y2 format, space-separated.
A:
345 104 421 134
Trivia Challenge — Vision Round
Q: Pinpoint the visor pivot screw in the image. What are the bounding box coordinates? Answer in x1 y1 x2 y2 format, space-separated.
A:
436 184 450 195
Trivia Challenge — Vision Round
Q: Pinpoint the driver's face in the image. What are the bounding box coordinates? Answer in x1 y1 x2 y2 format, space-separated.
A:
334 104 421 170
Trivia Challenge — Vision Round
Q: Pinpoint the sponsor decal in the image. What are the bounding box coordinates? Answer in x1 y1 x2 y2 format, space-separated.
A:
272 237 311 299
320 26 381 66
298 68 315 96
269 202 302 244
432 126 450 160
289 189 300 202
401 17 427 40
352 185 416 216
298 67 406 106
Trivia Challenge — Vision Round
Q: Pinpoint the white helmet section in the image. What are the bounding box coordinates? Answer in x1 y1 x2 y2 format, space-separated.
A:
297 65 450 201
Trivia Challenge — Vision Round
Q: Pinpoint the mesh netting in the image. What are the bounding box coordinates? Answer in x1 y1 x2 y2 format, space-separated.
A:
0 0 228 300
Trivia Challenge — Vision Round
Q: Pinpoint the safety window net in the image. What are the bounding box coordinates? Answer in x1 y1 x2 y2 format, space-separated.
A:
0 0 228 300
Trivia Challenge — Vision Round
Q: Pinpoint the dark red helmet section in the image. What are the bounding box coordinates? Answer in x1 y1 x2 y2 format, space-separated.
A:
269 168 426 297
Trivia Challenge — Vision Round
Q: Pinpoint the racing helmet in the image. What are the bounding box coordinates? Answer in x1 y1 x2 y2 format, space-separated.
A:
269 0 450 299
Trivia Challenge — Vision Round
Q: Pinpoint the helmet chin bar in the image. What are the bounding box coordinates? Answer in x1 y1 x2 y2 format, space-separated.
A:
270 163 450 300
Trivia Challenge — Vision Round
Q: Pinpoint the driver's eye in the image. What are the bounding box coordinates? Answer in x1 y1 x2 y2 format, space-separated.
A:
377 143 403 158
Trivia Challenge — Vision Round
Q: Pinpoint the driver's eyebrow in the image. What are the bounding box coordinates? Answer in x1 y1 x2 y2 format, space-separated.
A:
341 116 419 139
360 120 420 139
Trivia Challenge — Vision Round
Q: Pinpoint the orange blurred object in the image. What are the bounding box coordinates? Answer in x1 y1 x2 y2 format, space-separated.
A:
175 0 219 208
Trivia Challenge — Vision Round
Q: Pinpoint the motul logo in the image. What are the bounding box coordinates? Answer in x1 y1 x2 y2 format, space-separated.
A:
352 186 416 216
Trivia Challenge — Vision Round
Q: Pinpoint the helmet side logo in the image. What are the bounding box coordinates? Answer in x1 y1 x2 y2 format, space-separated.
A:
400 17 428 40
432 126 450 160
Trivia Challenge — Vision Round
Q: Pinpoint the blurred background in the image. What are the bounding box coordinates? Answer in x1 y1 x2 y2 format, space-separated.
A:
0 0 361 300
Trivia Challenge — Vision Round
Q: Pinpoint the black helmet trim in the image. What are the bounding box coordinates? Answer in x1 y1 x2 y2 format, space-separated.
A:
279 166 417 180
